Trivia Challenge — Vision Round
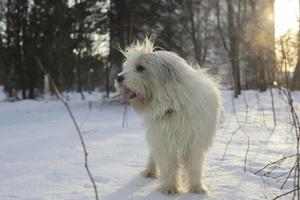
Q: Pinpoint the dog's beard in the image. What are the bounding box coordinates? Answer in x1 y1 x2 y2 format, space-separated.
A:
117 84 151 113
121 87 137 102
131 95 150 113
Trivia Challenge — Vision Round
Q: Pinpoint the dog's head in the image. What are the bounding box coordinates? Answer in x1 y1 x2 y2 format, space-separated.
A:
115 38 183 113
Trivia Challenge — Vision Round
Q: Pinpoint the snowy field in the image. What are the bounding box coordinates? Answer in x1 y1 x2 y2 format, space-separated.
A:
1 88 300 200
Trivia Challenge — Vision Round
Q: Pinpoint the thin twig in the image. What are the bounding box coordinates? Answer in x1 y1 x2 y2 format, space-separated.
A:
216 0 229 53
256 91 266 126
244 135 250 172
221 126 242 161
231 89 241 126
274 171 291 180
281 157 298 189
242 91 248 123
122 103 128 128
255 155 295 175
270 87 277 127
35 57 99 200
273 188 300 200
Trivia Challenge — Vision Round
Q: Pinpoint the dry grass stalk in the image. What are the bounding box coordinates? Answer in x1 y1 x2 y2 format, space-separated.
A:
35 57 99 200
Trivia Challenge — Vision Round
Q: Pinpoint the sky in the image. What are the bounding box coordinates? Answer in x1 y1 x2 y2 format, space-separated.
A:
275 0 299 37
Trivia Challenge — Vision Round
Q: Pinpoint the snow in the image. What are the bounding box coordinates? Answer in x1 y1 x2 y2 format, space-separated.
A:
1 89 300 200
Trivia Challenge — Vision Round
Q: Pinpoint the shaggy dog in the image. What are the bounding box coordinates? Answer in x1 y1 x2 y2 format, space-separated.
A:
115 38 222 194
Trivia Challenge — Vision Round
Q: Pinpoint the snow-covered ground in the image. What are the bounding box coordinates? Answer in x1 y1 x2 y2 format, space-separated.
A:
1 89 300 200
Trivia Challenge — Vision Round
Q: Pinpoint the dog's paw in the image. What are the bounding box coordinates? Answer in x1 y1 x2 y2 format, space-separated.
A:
189 184 208 194
141 169 157 178
159 185 178 195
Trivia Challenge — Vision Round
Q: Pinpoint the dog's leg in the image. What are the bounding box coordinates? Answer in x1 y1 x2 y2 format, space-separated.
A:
141 154 157 178
156 153 178 194
186 153 207 193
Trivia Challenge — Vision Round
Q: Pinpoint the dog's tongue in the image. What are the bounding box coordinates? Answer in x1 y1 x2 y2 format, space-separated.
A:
122 88 131 102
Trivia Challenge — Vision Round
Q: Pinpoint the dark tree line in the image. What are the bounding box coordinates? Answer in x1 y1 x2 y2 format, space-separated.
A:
0 0 297 100
108 0 278 98
0 0 106 99
107 0 217 96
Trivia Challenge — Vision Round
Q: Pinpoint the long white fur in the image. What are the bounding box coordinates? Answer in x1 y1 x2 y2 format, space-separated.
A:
116 38 222 194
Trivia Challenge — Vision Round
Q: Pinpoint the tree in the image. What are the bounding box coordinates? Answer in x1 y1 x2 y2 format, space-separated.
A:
291 0 300 90
108 0 162 97
3 0 30 98
29 0 73 96
107 0 216 98
0 0 108 99
0 0 6 87
244 0 276 91
216 0 276 96
216 0 245 97
184 0 214 66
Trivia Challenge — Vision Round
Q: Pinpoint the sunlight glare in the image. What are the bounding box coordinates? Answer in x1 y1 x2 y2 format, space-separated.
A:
275 0 299 37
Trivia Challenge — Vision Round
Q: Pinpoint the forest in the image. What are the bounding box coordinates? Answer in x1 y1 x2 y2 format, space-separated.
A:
0 0 299 100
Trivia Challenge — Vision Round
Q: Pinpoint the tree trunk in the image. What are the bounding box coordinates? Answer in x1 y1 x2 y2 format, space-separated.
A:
108 0 127 97
258 50 267 91
77 67 85 100
291 0 300 90
105 63 110 97
231 54 241 98
292 57 300 90
28 79 34 99
187 0 200 64
227 0 241 98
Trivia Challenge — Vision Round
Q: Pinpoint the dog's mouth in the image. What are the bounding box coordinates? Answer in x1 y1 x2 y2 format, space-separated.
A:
121 87 137 102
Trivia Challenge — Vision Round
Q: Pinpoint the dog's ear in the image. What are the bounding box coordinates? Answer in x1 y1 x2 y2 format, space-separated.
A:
142 53 180 82
160 60 180 82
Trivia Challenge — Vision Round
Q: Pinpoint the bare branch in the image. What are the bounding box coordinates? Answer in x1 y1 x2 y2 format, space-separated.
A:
35 57 99 200
255 155 295 175
242 91 248 123
221 126 242 161
281 157 298 189
270 87 277 126
122 103 128 128
273 188 300 200
244 135 250 172
216 0 229 53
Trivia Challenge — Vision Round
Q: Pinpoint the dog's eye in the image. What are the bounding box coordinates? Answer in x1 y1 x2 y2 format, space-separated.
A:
136 65 145 72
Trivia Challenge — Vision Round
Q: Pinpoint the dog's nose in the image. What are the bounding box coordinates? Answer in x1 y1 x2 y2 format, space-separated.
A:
116 75 125 83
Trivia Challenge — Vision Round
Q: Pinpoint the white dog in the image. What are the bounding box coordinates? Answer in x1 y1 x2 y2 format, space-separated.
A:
115 38 222 194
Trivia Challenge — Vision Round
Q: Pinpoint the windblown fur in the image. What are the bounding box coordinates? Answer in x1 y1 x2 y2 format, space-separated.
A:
115 38 222 194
